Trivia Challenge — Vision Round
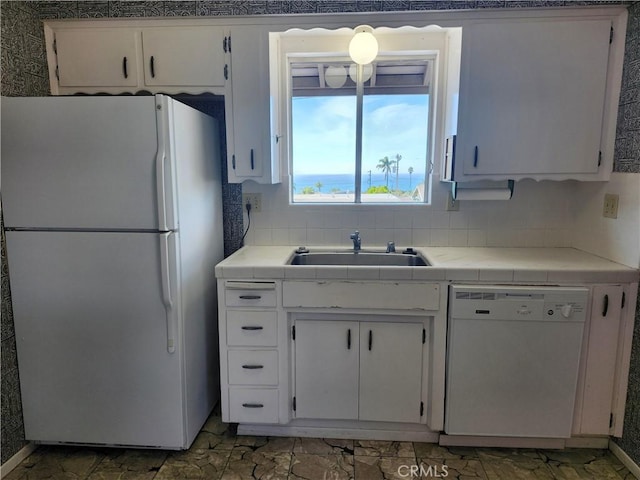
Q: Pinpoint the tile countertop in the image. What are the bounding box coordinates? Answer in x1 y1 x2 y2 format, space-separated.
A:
214 246 639 284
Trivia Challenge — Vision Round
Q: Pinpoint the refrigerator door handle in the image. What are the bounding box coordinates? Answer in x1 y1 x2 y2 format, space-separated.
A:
160 232 176 354
155 96 175 232
156 148 168 232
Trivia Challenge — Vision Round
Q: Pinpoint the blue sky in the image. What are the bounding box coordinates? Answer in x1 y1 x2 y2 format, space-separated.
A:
291 94 430 176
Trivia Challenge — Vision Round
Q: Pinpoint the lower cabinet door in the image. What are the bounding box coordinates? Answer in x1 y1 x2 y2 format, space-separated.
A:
578 285 623 434
359 322 423 423
294 320 359 420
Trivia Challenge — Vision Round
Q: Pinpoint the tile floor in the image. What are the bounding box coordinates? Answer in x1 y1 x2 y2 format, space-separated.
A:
4 413 636 480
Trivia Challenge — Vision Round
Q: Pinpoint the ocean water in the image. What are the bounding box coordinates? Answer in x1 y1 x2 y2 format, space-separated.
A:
292 173 425 193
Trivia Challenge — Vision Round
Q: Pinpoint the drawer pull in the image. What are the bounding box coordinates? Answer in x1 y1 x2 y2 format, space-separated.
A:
242 403 264 408
602 294 609 317
239 295 262 300
242 364 264 369
241 326 263 331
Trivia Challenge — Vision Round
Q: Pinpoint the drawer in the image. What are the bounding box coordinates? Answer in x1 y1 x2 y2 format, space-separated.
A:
225 281 277 308
228 350 278 386
229 388 279 423
227 310 277 347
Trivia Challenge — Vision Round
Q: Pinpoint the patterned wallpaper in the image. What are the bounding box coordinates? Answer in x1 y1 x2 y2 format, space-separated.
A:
615 0 640 173
0 2 45 465
1 0 638 467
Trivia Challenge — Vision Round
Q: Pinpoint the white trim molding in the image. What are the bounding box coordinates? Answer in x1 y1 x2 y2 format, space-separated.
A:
0 442 37 477
609 440 640 479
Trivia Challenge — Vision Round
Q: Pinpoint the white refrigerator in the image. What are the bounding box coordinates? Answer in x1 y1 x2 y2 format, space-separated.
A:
2 95 224 449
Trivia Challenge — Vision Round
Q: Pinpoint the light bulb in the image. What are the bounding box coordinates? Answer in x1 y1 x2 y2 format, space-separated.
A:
349 26 378 65
324 65 347 88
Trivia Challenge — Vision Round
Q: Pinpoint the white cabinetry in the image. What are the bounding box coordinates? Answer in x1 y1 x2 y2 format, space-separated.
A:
294 320 359 420
359 322 423 423
54 28 139 88
444 15 626 182
573 285 633 435
141 28 227 88
294 320 423 423
218 281 283 424
225 26 279 184
45 23 228 95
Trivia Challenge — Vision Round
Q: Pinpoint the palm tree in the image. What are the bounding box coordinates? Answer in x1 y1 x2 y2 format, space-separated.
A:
408 166 414 190
376 156 395 188
315 181 323 193
394 154 402 191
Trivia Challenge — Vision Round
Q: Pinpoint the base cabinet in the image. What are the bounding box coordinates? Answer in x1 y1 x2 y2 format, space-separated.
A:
219 281 283 424
574 284 624 435
294 319 424 423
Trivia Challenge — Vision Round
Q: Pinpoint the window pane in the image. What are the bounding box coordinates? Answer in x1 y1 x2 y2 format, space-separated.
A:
361 94 429 203
291 94 357 203
289 58 432 204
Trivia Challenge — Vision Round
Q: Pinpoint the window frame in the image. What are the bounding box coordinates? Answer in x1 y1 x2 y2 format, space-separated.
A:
271 26 454 206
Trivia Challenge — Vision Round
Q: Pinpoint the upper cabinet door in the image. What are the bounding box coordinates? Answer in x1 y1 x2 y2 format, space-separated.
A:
455 19 611 180
55 29 139 88
226 26 279 184
142 27 226 87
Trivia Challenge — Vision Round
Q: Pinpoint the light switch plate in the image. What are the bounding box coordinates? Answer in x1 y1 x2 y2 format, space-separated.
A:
603 193 619 219
242 193 262 213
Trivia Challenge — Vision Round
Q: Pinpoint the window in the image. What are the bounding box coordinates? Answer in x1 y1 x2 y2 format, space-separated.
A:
272 27 448 205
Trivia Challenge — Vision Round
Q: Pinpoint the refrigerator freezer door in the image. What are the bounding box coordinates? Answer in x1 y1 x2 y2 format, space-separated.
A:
2 96 170 230
6 230 186 448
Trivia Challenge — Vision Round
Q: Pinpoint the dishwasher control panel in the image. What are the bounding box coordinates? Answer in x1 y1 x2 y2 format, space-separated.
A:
450 286 589 322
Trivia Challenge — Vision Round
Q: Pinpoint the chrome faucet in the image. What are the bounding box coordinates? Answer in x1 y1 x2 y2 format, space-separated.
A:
386 241 396 253
350 231 361 251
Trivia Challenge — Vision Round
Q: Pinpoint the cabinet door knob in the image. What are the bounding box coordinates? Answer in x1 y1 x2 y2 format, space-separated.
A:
122 57 128 79
473 146 479 168
368 330 373 351
250 149 255 170
347 329 351 349
602 294 609 317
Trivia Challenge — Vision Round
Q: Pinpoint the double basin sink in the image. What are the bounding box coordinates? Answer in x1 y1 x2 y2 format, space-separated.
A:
289 248 430 267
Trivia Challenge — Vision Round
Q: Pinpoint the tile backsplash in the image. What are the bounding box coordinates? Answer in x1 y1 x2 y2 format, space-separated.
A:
242 176 575 249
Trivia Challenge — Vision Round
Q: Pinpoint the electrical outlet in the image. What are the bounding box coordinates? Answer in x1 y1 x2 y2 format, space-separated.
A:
446 191 460 211
603 193 619 219
242 193 262 213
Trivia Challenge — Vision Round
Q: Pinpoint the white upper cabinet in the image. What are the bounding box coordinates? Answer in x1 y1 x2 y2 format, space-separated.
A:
445 15 626 182
141 28 226 87
46 24 228 95
225 26 279 184
55 29 139 88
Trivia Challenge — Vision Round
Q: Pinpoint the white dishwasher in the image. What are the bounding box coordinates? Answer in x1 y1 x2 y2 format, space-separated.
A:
445 285 588 438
